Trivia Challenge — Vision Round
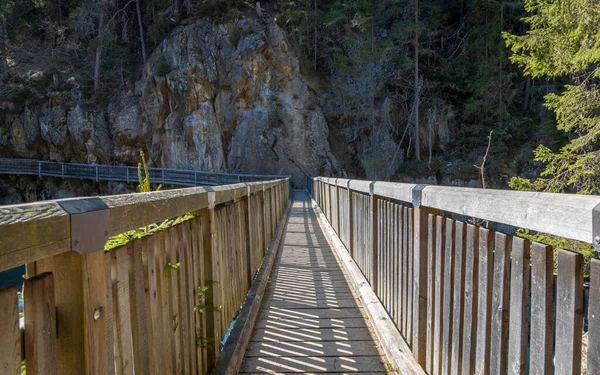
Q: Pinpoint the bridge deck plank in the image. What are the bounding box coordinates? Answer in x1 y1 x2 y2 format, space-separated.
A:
241 192 389 374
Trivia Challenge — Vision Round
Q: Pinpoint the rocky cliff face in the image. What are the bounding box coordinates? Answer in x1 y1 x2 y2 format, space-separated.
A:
0 18 340 186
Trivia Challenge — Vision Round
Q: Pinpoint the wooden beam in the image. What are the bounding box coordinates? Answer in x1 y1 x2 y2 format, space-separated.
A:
421 185 600 243
0 202 70 272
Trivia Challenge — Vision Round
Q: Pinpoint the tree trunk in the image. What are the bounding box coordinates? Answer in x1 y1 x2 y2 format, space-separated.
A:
370 18 375 131
1 18 8 78
94 10 105 94
313 0 317 72
136 0 147 64
173 0 180 23
414 0 420 160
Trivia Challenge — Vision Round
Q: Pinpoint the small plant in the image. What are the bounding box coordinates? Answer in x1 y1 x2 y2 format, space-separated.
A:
163 262 181 278
156 55 172 77
386 363 394 372
104 151 195 251
229 26 241 47
195 281 221 353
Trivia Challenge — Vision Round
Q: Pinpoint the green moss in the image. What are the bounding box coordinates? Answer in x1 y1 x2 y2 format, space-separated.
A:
155 55 172 77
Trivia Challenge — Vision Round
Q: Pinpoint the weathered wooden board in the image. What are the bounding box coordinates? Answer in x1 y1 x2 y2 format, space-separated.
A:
589 259 600 375
507 238 530 375
489 233 511 375
0 287 22 375
0 201 70 272
241 356 386 373
475 228 493 375
245 339 380 357
24 272 57 375
421 185 600 243
555 250 584 375
529 242 554 375
254 318 368 329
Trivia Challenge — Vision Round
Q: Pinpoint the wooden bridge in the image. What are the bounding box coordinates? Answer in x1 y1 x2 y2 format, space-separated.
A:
0 175 599 374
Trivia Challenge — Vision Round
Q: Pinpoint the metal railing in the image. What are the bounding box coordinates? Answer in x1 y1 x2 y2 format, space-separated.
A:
0 158 287 186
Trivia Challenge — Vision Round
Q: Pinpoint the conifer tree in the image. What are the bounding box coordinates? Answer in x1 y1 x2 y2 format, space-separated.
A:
504 0 600 194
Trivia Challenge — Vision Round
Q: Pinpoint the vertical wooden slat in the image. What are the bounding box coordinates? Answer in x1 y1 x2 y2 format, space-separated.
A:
370 192 378 292
589 259 600 375
529 242 554 375
24 272 57 375
82 249 114 375
144 233 164 375
186 220 201 375
130 240 150 375
386 201 392 309
184 221 198 375
155 230 174 375
393 204 400 326
0 286 22 375
207 205 222 364
489 233 511 375
555 250 584 375
113 248 134 375
402 206 409 335
475 228 493 375
407 207 414 345
461 224 479 375
177 224 192 375
450 221 466 375
379 200 385 308
413 205 430 367
441 218 455 375
384 201 390 309
507 237 530 375
191 218 207 375
425 214 437 375
169 225 184 375
432 215 445 375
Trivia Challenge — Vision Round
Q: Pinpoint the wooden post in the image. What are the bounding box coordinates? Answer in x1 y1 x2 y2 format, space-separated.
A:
201 201 221 367
245 188 254 286
347 181 354 258
412 201 437 366
24 272 58 375
369 182 378 292
29 253 85 375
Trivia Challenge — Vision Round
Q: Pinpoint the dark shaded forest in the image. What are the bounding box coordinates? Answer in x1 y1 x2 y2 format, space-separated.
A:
1 0 599 194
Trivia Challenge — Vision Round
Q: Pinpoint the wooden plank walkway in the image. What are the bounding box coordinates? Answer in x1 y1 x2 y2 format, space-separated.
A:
241 191 389 374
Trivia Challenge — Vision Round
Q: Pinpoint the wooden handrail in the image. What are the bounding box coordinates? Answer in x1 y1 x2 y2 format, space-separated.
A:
0 179 288 273
315 176 600 244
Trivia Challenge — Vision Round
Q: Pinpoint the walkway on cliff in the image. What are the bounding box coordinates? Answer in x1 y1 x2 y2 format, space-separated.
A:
0 158 284 186
240 192 389 373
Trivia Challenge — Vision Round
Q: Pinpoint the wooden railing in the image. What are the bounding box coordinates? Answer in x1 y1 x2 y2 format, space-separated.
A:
312 176 599 375
0 179 289 375
0 158 285 186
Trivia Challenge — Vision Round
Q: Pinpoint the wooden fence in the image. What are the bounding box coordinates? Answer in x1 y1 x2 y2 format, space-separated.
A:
312 177 599 375
0 179 289 375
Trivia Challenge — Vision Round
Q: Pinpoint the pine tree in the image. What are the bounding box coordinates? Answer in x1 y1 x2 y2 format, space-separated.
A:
504 0 600 194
